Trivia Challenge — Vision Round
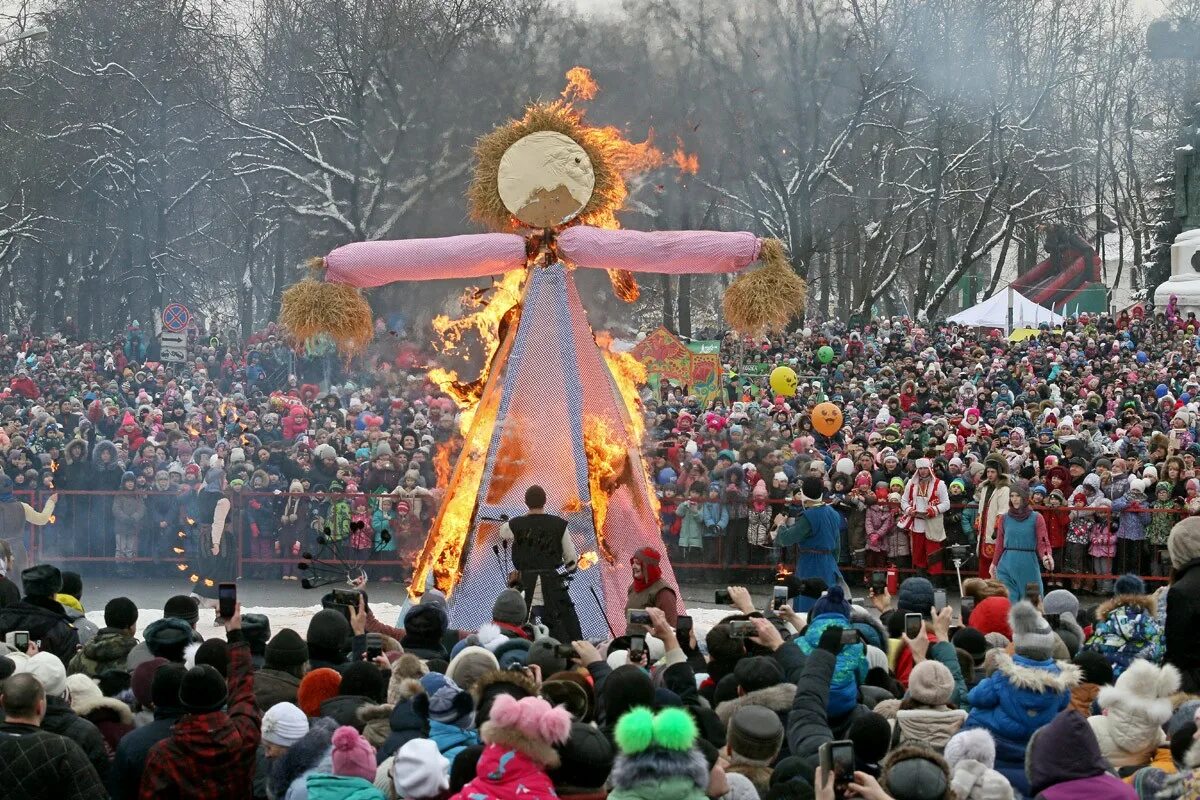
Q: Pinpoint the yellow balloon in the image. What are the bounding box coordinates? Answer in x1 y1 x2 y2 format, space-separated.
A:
769 365 799 397
811 402 844 437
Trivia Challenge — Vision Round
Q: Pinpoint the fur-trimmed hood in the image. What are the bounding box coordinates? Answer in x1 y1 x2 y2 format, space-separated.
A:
610 746 710 793
1088 659 1180 767
482 720 561 768
1095 593 1157 620
386 654 428 703
356 702 394 749
895 708 967 748
70 690 134 725
714 683 796 725
269 716 337 798
991 651 1081 692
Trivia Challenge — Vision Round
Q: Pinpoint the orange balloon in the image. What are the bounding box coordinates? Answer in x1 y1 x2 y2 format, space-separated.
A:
811 402 844 437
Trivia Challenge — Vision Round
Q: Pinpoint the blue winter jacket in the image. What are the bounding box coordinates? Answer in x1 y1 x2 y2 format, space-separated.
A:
963 652 1079 795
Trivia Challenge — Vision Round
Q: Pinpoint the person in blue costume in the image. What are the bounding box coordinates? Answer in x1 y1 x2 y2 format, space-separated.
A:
991 483 1054 603
776 476 843 613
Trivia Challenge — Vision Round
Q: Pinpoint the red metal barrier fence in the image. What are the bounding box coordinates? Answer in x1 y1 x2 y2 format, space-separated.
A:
10 491 1182 586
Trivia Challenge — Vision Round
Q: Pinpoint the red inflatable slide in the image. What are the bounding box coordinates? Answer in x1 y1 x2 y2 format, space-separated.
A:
1010 226 1101 309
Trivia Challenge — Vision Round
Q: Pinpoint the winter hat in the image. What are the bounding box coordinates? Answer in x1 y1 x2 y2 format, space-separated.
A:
549 722 616 790
1042 589 1079 618
491 588 528 627
22 651 67 697
193 639 229 677
0 655 13 682
297 667 342 717
1088 660 1181 768
1113 573 1146 596
969 597 1012 639
265 628 309 668
340 661 386 703
446 646 500 693
733 656 785 693
611 707 708 794
801 476 824 502
261 701 309 748
241 614 271 654
527 637 570 677
907 660 955 706
1168 516 1200 570
952 627 988 668
390 738 450 799
1008 601 1056 661
330 725 377 781
809 585 852 620
404 591 450 640
417 672 474 727
1071 649 1113 687
20 564 62 598
149 662 186 712
943 730 1013 800
726 705 784 762
944 728 996 770
306 609 351 661
540 674 591 722
881 745 952 800
897 577 935 617
144 618 195 663
847 711 893 766
481 694 572 768
471 668 537 728
163 594 200 626
387 653 429 703
179 664 228 713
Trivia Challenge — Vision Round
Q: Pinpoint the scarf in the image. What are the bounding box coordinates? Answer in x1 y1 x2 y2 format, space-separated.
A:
1007 485 1033 522
630 547 663 592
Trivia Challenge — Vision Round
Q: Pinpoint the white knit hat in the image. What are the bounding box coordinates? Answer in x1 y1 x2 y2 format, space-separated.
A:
1088 660 1180 768
261 701 309 748
391 738 450 798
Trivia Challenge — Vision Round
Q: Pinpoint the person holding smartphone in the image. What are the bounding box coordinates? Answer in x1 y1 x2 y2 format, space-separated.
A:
991 485 1053 604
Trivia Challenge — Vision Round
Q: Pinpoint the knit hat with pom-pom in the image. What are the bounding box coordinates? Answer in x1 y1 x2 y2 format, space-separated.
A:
481 694 572 768
611 707 710 795
330 725 377 782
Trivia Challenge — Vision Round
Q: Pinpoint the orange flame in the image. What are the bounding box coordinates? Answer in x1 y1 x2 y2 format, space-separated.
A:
595 332 648 444
672 137 700 175
607 270 640 303
50 460 58 473
563 496 582 514
577 550 599 571
48 515 56 524
561 66 599 102
583 415 630 563
189 574 199 583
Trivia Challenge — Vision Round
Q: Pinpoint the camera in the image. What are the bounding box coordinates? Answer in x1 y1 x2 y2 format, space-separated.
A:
627 610 651 626
728 620 755 638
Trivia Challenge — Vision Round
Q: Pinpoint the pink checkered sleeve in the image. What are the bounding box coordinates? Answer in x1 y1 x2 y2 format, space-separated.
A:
557 226 761 274
323 233 528 287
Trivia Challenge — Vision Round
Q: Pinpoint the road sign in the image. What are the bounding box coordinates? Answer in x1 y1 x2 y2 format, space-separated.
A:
160 332 188 363
162 303 191 333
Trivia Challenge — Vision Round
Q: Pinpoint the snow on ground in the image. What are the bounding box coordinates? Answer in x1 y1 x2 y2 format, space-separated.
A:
89 604 746 642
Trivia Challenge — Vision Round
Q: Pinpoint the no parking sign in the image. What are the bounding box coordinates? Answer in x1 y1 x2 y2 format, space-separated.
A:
162 302 191 333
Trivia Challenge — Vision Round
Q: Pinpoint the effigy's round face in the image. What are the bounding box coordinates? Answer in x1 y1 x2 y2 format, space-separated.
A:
498 131 595 228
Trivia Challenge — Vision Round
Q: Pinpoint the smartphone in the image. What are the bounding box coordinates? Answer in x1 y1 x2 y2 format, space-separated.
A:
728 620 755 638
627 609 651 626
365 632 383 660
218 582 237 620
629 635 645 659
818 740 856 798
12 631 28 651
960 595 975 625
714 589 732 605
870 571 886 594
904 612 923 639
933 588 947 611
840 629 860 646
331 588 363 608
676 615 693 637
1025 581 1041 605
772 584 789 611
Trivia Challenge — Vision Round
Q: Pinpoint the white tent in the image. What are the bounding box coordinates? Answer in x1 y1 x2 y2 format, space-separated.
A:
947 288 1063 331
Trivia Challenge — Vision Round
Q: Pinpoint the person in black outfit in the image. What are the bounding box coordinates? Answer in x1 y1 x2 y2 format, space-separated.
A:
499 485 582 642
